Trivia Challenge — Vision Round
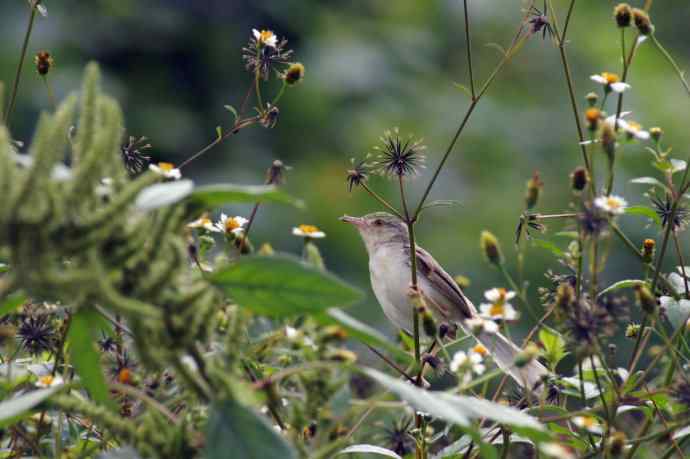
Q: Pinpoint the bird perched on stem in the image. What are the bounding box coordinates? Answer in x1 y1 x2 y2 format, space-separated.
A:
341 212 548 392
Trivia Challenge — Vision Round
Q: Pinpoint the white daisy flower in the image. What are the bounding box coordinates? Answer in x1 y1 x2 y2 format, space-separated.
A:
149 162 181 180
618 119 650 140
572 415 604 434
215 214 248 236
464 317 499 334
479 288 519 321
35 374 64 388
252 28 278 48
292 224 326 239
187 216 221 232
469 343 490 359
590 72 630 93
449 350 485 377
594 195 627 215
540 443 576 459
285 326 299 340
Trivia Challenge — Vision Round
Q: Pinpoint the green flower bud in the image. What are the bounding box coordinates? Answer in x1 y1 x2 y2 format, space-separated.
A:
480 230 503 265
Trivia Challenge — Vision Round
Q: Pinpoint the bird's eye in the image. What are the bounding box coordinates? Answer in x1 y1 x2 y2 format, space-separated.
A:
373 219 384 226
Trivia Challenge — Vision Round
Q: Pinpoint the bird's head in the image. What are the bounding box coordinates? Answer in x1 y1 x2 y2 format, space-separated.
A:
340 212 408 252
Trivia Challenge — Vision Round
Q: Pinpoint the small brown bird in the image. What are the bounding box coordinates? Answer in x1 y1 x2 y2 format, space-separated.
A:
341 212 548 391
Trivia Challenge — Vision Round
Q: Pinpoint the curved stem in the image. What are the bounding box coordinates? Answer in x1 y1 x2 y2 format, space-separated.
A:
3 4 37 127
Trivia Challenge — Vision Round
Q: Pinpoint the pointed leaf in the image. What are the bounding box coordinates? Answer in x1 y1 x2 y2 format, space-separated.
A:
0 292 26 319
135 179 194 211
420 200 462 213
210 255 363 317
205 399 297 459
188 184 304 209
597 279 646 298
530 239 563 257
363 368 544 433
0 387 61 427
625 205 661 227
224 105 239 121
538 328 567 369
337 445 402 458
316 309 413 364
67 309 112 407
630 176 669 192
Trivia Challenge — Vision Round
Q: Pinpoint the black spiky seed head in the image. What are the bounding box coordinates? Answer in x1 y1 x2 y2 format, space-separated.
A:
372 128 426 178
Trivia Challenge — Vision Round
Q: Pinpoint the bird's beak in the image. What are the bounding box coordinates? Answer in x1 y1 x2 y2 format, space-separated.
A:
339 215 364 226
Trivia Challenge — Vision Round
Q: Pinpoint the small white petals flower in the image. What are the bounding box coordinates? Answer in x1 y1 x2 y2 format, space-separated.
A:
572 415 604 434
484 288 516 303
215 214 249 236
187 216 221 232
149 162 181 180
285 326 299 340
35 374 64 388
292 224 326 238
591 72 630 93
594 195 627 215
479 288 519 321
540 443 576 459
252 28 278 48
464 317 499 334
449 350 485 376
618 119 650 140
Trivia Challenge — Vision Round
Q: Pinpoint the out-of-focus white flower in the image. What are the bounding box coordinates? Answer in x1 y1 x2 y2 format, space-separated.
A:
35 374 64 388
215 214 248 236
187 216 221 232
540 443 576 459
594 195 627 215
464 317 499 334
149 162 181 180
450 350 485 376
292 224 326 238
591 72 630 93
479 288 519 321
573 415 604 434
252 29 278 48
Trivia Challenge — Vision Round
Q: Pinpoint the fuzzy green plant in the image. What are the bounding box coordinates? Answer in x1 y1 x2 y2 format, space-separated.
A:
0 62 217 384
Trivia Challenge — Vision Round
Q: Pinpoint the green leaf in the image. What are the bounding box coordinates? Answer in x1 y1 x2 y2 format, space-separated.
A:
625 205 662 227
530 239 563 257
216 126 223 140
188 184 304 209
660 296 690 330
224 105 239 121
211 255 364 317
597 279 646 298
337 445 402 458
363 368 545 434
205 399 297 459
0 387 61 427
629 176 669 192
419 200 462 213
135 179 194 211
554 231 579 239
315 309 413 364
538 328 567 369
67 309 112 408
0 292 26 319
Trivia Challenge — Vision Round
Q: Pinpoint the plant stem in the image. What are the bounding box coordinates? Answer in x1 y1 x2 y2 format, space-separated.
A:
463 0 475 100
361 183 405 220
651 33 690 96
3 4 38 127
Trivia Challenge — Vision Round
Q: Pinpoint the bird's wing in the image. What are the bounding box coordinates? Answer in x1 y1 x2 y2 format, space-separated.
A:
408 245 476 320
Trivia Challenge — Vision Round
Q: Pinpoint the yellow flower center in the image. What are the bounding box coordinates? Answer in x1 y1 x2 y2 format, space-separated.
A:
39 375 54 386
158 162 175 171
602 72 620 84
581 416 596 428
489 303 505 317
226 218 242 232
258 30 275 43
472 344 488 356
298 224 320 234
627 121 642 132
606 197 622 210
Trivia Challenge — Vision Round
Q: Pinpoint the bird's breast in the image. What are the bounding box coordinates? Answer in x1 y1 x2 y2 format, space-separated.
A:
369 244 416 333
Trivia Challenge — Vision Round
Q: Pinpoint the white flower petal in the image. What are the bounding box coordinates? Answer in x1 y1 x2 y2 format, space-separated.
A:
610 82 631 93
590 75 607 84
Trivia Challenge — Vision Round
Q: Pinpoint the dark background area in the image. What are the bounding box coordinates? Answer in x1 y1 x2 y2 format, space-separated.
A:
2 0 689 346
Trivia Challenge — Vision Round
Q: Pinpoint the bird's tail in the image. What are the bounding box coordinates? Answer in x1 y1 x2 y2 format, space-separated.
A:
474 329 549 393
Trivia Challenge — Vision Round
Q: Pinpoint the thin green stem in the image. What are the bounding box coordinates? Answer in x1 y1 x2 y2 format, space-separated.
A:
3 4 38 127
463 0 475 100
651 34 690 96
361 183 404 220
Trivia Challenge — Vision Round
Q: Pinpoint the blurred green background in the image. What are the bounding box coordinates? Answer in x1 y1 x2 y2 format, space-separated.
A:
2 0 689 342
